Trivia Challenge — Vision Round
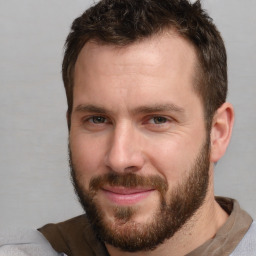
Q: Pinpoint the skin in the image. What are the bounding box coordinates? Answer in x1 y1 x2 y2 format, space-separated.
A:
69 32 234 256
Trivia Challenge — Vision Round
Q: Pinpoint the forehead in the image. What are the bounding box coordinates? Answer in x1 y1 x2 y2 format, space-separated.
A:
75 32 198 78
73 32 201 112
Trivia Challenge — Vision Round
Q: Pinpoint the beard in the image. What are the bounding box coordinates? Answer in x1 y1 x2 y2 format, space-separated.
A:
69 137 210 252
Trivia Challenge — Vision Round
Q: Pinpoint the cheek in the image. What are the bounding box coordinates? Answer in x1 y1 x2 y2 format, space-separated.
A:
146 135 202 185
70 133 107 187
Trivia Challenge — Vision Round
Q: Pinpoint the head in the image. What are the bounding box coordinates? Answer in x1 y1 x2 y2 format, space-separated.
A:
64 0 233 253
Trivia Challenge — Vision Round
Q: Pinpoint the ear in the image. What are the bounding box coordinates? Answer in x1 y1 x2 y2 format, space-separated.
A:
210 102 234 163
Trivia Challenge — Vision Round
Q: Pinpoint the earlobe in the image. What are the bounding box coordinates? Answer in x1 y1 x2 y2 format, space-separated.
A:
210 102 234 163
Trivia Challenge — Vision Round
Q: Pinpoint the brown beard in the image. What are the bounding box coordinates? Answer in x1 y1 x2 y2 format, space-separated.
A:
69 137 210 252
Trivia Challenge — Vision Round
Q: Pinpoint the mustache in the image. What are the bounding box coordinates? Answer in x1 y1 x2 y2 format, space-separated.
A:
89 172 168 196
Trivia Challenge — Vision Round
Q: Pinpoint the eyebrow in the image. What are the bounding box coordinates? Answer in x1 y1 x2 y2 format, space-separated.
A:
132 104 185 114
74 104 110 114
74 103 184 115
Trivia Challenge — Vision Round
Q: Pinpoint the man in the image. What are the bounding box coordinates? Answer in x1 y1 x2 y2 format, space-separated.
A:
37 0 256 255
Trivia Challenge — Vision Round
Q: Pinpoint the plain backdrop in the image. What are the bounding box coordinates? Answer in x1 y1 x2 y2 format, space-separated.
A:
0 0 255 230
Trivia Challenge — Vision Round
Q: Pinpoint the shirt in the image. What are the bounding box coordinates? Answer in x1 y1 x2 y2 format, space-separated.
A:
38 197 253 256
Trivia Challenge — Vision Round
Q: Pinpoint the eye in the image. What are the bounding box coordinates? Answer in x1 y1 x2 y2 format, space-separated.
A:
80 115 110 132
89 116 107 124
150 116 168 124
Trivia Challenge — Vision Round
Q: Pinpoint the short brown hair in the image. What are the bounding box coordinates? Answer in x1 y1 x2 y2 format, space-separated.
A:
63 0 227 129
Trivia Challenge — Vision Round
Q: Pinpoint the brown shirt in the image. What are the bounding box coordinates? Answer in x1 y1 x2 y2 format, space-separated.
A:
38 197 252 256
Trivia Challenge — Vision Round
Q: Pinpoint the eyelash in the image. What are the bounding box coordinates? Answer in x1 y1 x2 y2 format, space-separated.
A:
83 115 109 124
148 116 168 124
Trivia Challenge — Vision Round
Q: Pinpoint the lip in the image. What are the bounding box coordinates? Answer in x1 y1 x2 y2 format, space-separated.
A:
101 186 155 206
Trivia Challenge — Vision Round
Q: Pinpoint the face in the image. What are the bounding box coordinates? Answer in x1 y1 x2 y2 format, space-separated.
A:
69 34 210 251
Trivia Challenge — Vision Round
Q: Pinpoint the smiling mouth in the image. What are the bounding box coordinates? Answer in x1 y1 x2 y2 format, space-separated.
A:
100 187 155 206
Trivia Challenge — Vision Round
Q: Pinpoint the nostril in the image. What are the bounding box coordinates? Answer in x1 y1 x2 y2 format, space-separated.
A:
124 166 138 172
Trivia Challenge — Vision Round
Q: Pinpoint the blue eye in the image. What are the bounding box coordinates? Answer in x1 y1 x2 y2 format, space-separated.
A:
152 116 167 124
90 116 106 124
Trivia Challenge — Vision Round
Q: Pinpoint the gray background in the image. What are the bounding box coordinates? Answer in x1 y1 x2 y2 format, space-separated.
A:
0 0 255 230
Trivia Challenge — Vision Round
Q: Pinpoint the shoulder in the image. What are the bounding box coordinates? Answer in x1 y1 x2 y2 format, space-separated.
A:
230 221 256 256
38 215 89 254
0 228 64 256
39 215 89 235
38 215 106 256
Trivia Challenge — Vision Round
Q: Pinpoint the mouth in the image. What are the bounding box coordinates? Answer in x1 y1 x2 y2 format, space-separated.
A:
101 186 155 206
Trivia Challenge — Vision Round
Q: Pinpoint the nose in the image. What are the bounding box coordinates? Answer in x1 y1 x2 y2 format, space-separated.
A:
104 123 145 173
